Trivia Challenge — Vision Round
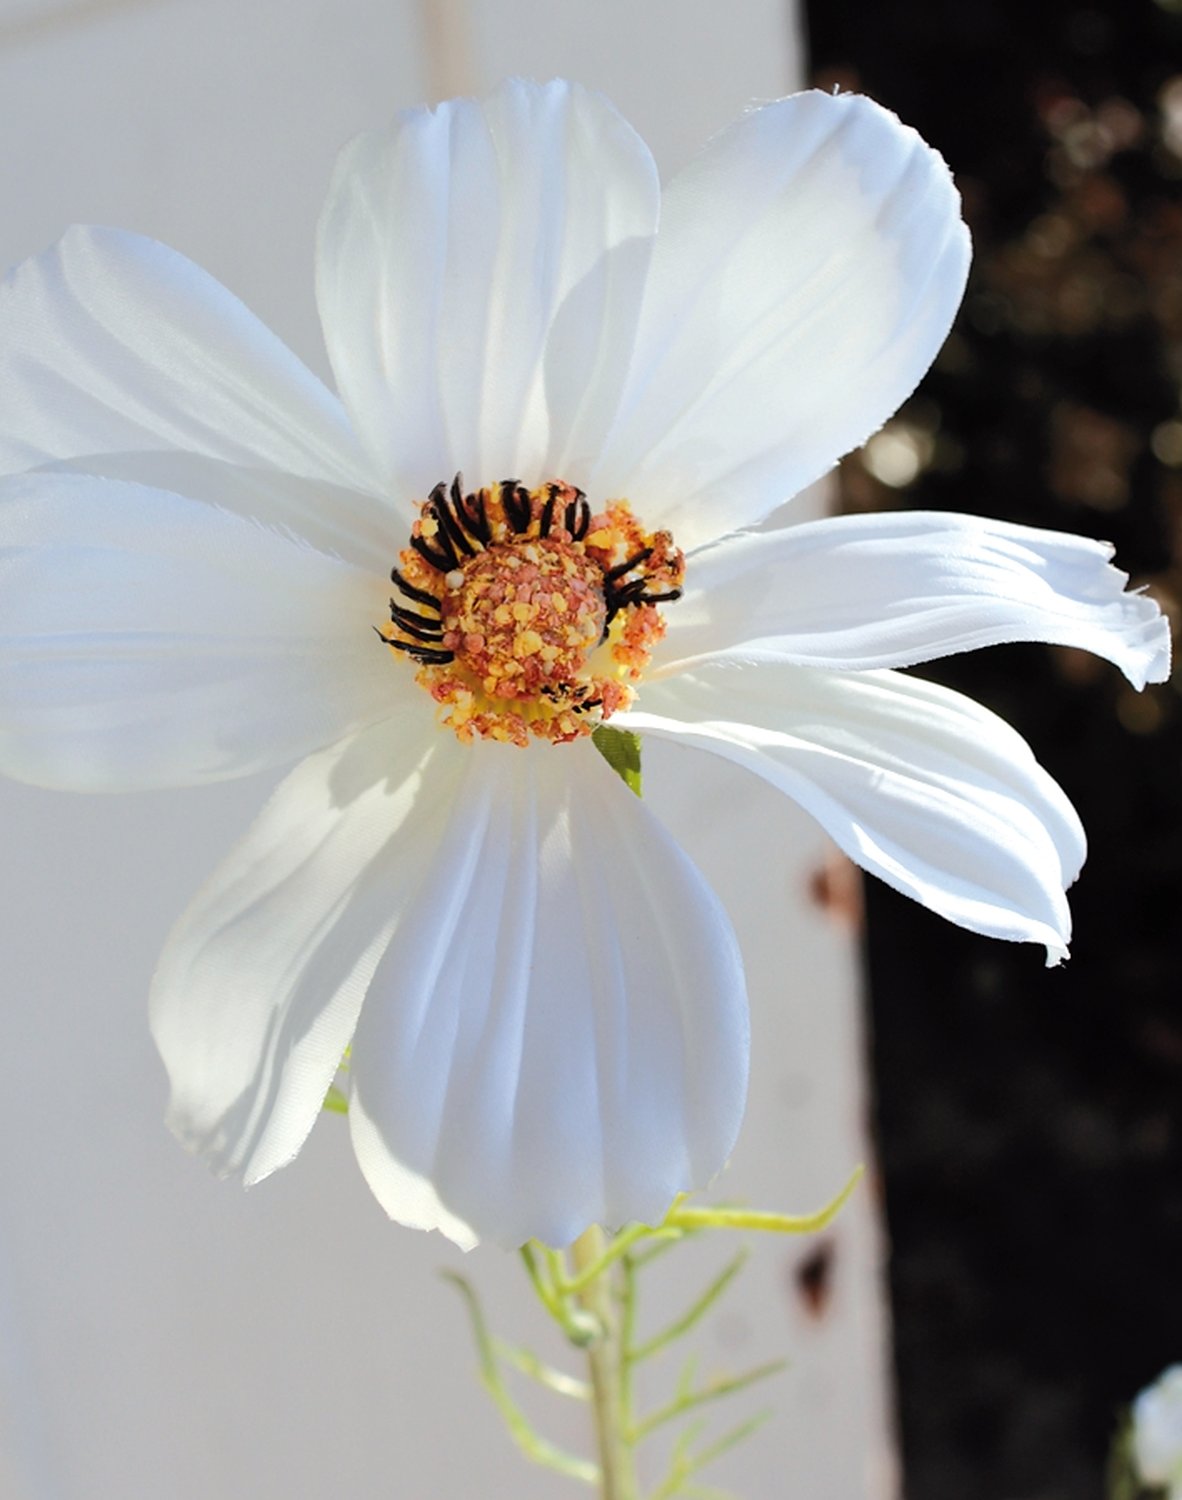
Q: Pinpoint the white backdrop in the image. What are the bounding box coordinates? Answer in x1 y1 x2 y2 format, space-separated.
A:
0 3 897 1496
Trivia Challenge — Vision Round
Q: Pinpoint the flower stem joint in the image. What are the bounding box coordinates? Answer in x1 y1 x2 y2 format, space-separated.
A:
378 475 685 746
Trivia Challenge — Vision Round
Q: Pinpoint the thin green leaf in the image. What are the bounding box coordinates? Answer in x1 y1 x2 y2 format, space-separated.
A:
649 1428 704 1500
630 1250 749 1364
676 1355 699 1402
442 1272 598 1485
663 1164 864 1236
690 1408 775 1470
650 1410 772 1500
496 1341 590 1400
631 1360 786 1443
629 1228 690 1268
558 1219 655 1294
673 1420 708 1456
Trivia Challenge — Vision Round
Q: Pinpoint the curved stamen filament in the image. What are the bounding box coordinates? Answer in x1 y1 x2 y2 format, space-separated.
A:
391 568 444 610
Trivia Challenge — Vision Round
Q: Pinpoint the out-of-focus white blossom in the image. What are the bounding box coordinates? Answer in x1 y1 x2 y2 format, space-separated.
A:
1133 1366 1182 1497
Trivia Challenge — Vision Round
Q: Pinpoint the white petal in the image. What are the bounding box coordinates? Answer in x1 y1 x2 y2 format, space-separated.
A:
52 450 394 576
0 472 399 790
348 736 748 1249
623 665 1085 963
592 90 970 550
150 719 451 1185
0 226 373 490
317 78 659 500
658 510 1172 687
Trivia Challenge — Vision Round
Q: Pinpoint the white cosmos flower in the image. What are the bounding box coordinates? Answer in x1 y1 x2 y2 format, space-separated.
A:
0 80 1169 1250
1133 1366 1182 1498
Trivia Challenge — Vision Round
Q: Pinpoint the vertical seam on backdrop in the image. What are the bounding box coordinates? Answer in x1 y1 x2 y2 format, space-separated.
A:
419 0 476 103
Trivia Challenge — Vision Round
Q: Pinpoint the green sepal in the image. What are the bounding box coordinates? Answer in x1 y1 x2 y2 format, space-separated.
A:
321 1083 349 1115
592 724 643 796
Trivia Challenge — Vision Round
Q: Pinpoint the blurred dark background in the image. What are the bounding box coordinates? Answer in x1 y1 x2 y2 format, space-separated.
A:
804 2 1182 1496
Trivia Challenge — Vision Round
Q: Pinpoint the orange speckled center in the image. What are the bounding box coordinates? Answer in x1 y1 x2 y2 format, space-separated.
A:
380 478 685 745
441 538 606 700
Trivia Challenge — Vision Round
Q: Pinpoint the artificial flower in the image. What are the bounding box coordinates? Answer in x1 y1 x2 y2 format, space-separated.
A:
1133 1365 1182 1499
0 81 1168 1249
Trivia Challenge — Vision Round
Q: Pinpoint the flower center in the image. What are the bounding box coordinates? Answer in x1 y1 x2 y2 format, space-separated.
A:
443 537 607 696
379 476 685 746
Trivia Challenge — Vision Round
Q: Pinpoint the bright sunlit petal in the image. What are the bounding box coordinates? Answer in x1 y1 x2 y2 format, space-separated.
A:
624 664 1084 964
0 225 373 491
348 737 748 1249
151 718 452 1184
592 90 971 549
49 451 396 575
0 471 395 789
317 78 660 506
658 509 1172 686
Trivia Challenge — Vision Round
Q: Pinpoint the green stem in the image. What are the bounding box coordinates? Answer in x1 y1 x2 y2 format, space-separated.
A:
618 1252 638 1438
572 1226 638 1500
520 1243 600 1346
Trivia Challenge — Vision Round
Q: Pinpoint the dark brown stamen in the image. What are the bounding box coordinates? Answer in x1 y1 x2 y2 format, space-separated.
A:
457 484 492 546
565 493 590 539
502 480 533 534
606 547 653 582
539 485 559 537
410 531 457 572
390 569 443 611
431 480 477 558
373 626 454 665
388 603 444 641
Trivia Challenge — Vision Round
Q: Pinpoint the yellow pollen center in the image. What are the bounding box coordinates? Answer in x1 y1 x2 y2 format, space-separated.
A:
442 538 607 699
380 476 685 746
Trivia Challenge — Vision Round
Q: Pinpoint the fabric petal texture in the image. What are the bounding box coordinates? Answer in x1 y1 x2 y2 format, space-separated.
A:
658 509 1172 686
623 665 1086 964
591 90 971 549
150 719 452 1186
347 737 748 1249
0 471 395 789
49 450 396 575
0 225 372 491
317 77 660 505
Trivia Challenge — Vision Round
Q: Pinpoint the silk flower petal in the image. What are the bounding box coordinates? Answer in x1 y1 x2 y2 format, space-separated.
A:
592 90 970 549
623 665 1085 963
657 509 1171 686
0 225 372 491
150 719 453 1186
348 736 749 1249
0 471 397 789
316 78 660 502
